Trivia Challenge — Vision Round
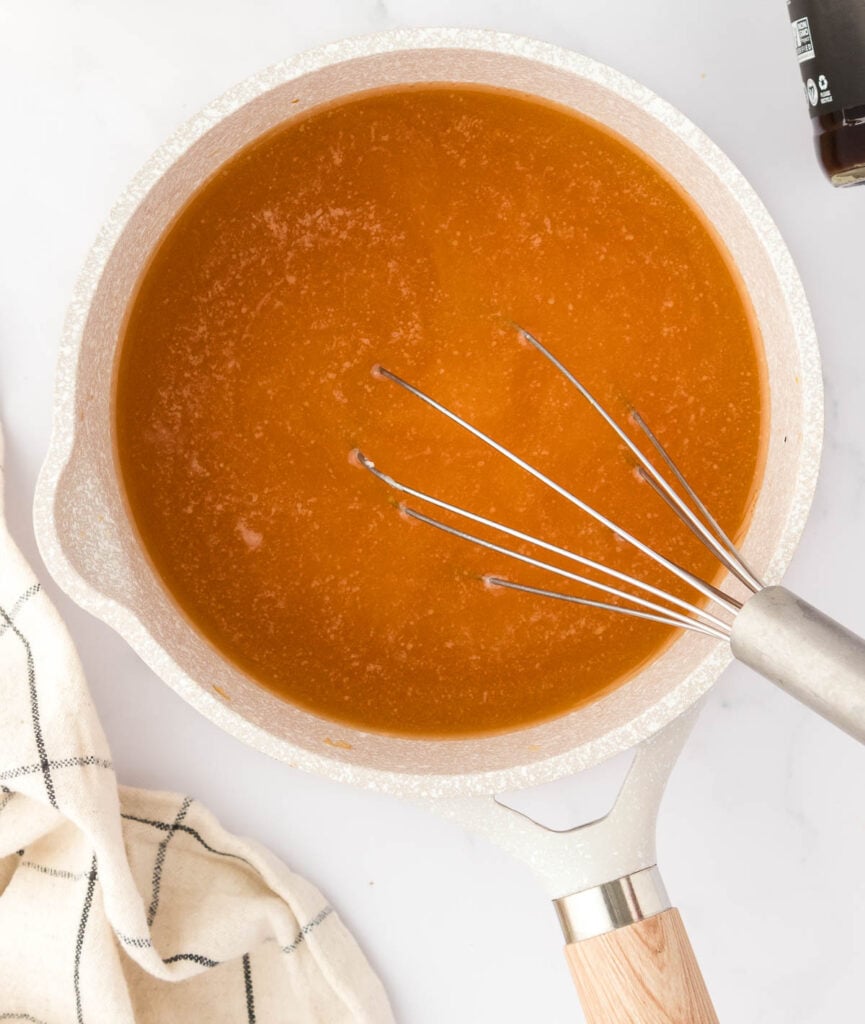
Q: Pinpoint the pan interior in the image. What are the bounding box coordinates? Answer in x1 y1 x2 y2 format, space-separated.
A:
113 83 766 740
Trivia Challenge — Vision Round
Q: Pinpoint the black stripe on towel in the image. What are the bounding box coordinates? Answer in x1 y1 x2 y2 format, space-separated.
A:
116 931 152 949
0 602 56 808
121 813 254 868
0 583 41 639
163 951 220 968
73 855 98 1024
243 954 256 1023
20 860 92 881
146 796 192 926
281 905 334 954
117 934 221 968
0 756 112 783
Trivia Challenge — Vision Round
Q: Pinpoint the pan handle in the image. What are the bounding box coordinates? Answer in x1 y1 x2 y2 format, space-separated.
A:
564 908 718 1024
555 867 718 1024
731 585 865 743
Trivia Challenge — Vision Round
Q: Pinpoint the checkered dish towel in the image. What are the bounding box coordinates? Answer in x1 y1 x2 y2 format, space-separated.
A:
0 432 395 1023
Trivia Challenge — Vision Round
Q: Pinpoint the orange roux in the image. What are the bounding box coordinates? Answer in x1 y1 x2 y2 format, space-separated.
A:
115 86 765 738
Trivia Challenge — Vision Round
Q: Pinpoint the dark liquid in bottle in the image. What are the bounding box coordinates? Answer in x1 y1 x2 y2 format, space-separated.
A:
815 103 865 187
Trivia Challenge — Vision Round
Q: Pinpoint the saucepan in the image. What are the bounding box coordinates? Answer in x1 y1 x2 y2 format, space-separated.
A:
33 29 823 1022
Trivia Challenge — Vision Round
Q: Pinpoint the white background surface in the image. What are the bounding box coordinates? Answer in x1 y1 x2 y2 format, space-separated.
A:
1 2 864 1022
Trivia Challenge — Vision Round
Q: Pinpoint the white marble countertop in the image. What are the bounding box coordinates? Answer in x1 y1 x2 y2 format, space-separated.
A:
2 2 864 1021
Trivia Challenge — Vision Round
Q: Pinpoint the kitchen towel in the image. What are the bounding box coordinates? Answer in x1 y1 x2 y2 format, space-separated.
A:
0 427 395 1023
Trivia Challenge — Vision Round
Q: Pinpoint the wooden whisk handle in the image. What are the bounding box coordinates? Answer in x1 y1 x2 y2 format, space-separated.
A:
565 908 718 1024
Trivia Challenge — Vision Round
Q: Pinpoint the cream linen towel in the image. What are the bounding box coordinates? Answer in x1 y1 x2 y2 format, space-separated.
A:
0 430 395 1023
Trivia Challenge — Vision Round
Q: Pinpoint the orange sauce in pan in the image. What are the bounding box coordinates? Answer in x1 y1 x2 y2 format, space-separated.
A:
115 86 765 738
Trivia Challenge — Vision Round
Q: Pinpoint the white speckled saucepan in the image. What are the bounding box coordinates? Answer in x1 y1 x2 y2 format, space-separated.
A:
34 30 823 1021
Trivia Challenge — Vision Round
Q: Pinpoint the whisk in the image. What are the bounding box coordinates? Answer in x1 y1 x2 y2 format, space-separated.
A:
354 326 865 744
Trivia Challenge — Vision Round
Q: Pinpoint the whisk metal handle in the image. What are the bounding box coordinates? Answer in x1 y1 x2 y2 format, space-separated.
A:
731 586 865 743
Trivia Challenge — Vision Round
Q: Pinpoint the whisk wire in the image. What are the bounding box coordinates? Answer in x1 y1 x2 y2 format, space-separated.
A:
374 365 740 615
485 578 731 641
629 409 762 591
401 505 730 638
515 326 761 594
355 451 732 634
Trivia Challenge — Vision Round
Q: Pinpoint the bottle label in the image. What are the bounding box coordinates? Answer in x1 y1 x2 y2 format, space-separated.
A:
787 0 865 116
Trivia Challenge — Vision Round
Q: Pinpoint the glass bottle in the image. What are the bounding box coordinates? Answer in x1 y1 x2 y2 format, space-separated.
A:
787 0 865 186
